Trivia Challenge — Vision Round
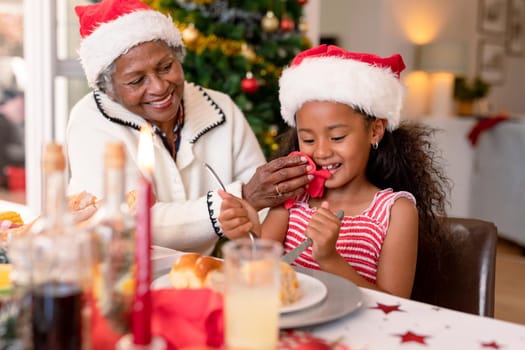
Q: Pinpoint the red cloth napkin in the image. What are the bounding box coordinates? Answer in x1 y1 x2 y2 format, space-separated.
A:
91 288 224 350
279 330 350 350
284 152 332 209
467 114 509 146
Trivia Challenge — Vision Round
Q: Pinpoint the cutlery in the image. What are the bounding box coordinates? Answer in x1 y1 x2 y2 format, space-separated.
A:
203 163 257 245
281 209 344 264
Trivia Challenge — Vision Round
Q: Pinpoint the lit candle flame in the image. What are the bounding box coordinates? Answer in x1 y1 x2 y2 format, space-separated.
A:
138 124 154 174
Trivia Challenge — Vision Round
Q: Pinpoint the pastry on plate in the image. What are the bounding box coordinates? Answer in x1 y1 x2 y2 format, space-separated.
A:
168 253 301 306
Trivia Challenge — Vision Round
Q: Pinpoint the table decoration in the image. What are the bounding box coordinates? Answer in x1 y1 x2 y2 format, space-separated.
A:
117 124 166 350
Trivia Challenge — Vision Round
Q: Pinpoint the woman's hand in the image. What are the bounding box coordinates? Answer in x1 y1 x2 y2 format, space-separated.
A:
218 190 260 239
242 155 312 211
306 202 342 263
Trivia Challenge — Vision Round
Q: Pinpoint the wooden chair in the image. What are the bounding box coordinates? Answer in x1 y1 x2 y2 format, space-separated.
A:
411 217 498 317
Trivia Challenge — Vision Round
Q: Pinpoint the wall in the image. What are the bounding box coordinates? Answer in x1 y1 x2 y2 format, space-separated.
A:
318 0 525 117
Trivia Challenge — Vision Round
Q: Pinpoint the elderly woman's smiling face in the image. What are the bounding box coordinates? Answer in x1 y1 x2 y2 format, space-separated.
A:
109 41 185 130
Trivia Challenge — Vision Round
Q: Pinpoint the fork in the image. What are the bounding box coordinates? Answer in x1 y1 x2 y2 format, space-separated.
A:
203 163 257 246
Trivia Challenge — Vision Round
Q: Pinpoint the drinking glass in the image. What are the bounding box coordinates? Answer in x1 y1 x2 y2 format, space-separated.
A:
222 238 282 350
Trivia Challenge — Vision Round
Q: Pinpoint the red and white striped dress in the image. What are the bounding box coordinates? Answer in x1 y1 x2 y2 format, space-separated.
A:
283 188 416 283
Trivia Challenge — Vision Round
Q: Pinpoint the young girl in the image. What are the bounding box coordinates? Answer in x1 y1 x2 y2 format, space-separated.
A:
219 44 449 298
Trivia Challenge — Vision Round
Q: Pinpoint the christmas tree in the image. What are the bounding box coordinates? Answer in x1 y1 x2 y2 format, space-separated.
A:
144 0 311 158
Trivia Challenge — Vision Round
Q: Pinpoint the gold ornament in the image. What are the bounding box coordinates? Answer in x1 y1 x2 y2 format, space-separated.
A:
182 23 199 44
261 11 279 33
298 16 309 33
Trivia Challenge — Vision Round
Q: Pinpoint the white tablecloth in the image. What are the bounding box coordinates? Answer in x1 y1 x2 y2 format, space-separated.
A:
305 287 525 349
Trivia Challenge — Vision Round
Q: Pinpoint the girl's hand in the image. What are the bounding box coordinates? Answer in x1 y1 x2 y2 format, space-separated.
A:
218 190 260 239
306 202 341 262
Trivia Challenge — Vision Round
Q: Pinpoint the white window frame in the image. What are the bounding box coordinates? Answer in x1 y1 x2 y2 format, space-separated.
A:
24 0 83 214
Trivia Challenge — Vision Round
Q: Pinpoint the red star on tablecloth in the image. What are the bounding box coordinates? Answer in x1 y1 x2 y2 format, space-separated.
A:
481 341 502 349
395 330 430 345
370 302 404 314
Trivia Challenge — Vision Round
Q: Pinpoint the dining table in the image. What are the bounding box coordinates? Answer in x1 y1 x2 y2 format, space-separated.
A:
289 267 525 350
1 201 524 350
152 248 525 350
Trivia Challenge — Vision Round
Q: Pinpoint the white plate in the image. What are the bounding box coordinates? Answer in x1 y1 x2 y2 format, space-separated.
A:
279 266 363 329
152 265 362 329
152 271 326 314
281 273 327 314
151 273 172 289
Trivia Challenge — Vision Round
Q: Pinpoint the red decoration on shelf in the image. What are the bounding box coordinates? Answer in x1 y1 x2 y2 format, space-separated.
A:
280 16 295 32
241 72 259 94
467 114 509 146
297 0 308 5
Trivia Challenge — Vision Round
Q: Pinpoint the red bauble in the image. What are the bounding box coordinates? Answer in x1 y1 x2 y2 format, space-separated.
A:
297 0 308 4
241 73 259 94
280 16 295 32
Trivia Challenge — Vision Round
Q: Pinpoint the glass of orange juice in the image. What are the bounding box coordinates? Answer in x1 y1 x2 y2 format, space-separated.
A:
222 238 282 350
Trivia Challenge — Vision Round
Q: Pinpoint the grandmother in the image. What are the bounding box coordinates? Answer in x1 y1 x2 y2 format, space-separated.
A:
66 0 310 254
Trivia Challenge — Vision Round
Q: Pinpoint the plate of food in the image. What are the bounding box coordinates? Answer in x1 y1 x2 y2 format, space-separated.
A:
279 266 363 329
151 253 327 314
280 273 326 313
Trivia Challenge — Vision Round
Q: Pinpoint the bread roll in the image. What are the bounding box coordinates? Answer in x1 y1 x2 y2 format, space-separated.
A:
169 253 300 306
68 191 99 224
169 253 223 289
68 191 97 211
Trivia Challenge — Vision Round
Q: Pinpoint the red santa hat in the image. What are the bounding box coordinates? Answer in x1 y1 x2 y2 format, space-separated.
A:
279 44 406 130
75 0 184 88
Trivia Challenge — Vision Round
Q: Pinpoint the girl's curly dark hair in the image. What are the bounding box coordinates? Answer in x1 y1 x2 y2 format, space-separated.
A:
272 118 451 298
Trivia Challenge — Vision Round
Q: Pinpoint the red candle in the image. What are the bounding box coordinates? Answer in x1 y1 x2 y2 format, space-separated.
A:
133 124 154 345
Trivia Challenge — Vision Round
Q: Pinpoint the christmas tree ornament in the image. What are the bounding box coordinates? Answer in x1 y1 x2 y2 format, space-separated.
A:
297 0 308 5
261 11 279 32
280 15 295 32
182 23 199 44
298 16 308 33
241 43 256 62
241 72 259 94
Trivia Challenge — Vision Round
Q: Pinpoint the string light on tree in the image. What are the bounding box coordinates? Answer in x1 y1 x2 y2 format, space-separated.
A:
241 72 259 94
241 43 256 62
297 0 308 5
261 11 279 32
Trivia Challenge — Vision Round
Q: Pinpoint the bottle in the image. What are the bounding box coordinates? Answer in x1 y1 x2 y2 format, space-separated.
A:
88 142 135 342
10 143 91 350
